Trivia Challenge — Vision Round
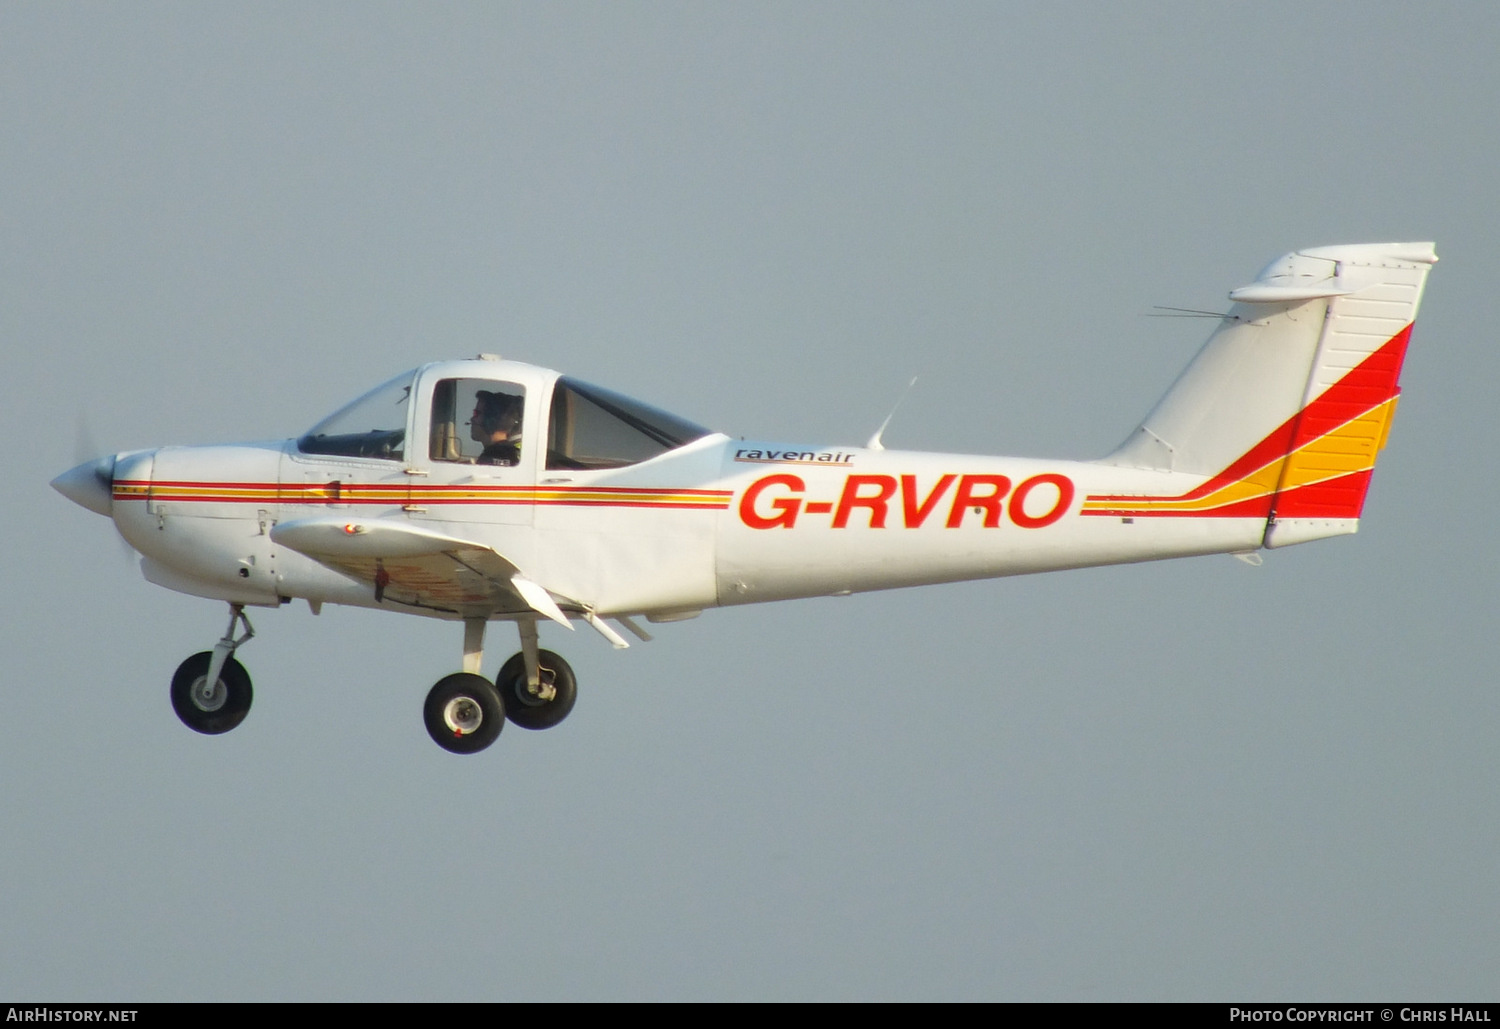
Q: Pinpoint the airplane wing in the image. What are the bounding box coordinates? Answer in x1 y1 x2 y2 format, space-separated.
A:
270 516 574 626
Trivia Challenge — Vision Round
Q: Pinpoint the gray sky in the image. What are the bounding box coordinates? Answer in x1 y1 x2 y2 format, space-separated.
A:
4 1 1497 1001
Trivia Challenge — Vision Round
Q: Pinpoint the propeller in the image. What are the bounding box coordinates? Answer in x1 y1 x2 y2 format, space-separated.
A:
54 413 136 563
52 453 116 517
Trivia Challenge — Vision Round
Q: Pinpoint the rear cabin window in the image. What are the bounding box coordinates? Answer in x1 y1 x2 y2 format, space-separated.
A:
546 378 711 470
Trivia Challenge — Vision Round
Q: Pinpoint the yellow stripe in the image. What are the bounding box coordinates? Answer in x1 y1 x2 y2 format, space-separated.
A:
1082 399 1395 514
1082 457 1286 514
141 484 728 507
1276 396 1393 492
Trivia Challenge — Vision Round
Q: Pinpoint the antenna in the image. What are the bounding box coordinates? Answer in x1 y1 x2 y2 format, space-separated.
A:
1146 306 1235 319
866 376 919 451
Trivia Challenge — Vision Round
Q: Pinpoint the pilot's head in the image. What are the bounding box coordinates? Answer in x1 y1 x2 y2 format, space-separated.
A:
471 390 521 444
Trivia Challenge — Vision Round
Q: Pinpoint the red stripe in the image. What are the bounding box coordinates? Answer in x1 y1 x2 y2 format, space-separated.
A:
526 485 732 497
527 499 729 510
116 492 728 510
126 479 729 498
1269 469 1375 519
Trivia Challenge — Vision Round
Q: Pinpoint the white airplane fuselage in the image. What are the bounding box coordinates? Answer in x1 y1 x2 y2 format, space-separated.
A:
104 432 1256 622
52 242 1437 753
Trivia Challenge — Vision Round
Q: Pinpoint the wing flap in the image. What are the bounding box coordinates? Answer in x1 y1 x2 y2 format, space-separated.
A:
271 516 574 626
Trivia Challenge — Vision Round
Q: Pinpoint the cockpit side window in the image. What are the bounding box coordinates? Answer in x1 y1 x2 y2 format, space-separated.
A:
297 372 412 460
546 378 711 470
430 379 527 467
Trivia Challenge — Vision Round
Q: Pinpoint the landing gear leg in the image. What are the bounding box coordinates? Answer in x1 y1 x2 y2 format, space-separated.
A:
520 617 542 696
462 616 485 675
170 603 255 735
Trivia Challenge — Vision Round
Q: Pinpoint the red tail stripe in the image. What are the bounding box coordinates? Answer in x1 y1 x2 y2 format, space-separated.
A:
1269 469 1376 520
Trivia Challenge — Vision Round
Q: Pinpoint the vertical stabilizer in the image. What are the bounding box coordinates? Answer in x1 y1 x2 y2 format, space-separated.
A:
1102 243 1436 547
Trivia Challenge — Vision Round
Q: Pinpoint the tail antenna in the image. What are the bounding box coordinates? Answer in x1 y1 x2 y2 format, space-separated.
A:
1146 306 1237 319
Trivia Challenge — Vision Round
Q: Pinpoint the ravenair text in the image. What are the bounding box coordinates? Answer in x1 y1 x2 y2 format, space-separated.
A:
738 472 1075 530
735 447 855 466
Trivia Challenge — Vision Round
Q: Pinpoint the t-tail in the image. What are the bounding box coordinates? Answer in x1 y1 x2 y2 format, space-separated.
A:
1097 242 1437 548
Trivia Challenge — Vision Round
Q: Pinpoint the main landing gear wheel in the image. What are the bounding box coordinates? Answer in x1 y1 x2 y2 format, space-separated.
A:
498 649 577 730
171 651 253 735
424 673 505 754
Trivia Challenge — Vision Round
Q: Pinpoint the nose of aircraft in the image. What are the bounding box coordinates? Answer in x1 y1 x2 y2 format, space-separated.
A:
51 455 117 516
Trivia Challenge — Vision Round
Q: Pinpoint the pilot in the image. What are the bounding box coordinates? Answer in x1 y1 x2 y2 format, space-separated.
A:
471 390 523 466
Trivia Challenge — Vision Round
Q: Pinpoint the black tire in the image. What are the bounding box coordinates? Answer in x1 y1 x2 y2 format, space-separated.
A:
424 673 505 754
497 649 577 730
170 651 253 735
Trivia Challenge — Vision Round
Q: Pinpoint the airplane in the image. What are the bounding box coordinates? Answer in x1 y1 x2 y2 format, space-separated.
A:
52 242 1437 754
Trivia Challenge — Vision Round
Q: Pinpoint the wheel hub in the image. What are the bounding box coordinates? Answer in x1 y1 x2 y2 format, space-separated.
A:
442 696 484 736
517 672 557 706
190 676 228 713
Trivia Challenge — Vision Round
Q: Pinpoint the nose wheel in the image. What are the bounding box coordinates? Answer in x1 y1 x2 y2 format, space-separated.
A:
170 604 255 735
171 651 253 734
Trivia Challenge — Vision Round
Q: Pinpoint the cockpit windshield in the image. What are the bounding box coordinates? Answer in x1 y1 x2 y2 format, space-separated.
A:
547 378 711 470
297 370 413 460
